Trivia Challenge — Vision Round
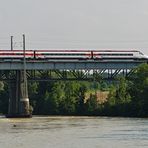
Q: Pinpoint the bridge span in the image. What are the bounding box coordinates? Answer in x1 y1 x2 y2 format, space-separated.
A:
0 58 146 118
0 59 144 70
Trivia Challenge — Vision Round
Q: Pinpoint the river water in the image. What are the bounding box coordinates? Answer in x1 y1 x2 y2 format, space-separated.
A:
0 116 148 148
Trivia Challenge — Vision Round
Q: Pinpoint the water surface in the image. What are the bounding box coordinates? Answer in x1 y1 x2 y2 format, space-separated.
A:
0 116 148 148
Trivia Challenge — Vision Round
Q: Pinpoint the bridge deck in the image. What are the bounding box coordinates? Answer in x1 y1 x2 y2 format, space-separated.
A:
0 59 146 70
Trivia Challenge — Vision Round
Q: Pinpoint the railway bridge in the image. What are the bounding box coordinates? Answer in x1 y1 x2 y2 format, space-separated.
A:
0 58 146 117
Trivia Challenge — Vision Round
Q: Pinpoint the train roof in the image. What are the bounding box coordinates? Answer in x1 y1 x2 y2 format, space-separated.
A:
0 49 141 53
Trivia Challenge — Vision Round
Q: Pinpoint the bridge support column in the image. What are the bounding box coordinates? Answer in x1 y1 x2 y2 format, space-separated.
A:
7 70 31 118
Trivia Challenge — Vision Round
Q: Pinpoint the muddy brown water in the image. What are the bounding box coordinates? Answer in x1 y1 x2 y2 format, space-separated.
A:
0 116 148 148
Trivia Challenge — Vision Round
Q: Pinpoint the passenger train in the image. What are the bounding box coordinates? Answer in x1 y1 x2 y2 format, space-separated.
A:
0 49 147 61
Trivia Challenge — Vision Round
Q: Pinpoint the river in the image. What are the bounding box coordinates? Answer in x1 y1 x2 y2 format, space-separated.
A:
0 116 148 148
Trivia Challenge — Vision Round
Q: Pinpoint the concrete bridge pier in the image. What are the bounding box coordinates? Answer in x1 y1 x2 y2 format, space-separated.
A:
7 70 31 118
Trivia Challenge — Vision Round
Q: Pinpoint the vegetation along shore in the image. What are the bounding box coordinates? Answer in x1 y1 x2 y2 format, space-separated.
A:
0 64 148 117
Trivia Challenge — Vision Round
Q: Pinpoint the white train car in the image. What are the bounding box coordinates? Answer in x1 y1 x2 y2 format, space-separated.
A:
0 50 34 59
35 50 92 59
92 50 147 60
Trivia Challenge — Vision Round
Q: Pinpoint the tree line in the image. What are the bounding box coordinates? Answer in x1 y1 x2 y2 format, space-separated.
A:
0 63 148 117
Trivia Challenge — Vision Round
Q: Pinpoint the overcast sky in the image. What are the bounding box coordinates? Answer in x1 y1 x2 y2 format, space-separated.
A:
0 0 148 54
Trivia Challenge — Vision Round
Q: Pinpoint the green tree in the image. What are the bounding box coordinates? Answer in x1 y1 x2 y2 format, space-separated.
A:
106 84 116 106
50 81 65 114
59 81 80 114
129 64 148 116
85 93 98 115
76 84 87 115
115 77 131 104
34 80 54 114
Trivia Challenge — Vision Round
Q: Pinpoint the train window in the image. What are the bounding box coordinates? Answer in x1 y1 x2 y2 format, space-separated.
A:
100 53 133 56
139 52 143 55
40 53 85 56
16 53 24 55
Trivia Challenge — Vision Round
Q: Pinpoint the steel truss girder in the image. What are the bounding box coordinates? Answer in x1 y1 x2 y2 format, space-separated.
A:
0 67 137 81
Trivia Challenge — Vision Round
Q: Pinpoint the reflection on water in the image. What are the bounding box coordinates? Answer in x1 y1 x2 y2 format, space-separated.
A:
0 116 148 148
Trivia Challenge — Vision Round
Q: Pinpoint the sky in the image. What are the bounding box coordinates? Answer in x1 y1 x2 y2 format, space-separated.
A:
0 0 148 54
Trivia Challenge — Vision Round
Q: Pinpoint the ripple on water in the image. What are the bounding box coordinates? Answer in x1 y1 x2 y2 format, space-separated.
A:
0 116 148 148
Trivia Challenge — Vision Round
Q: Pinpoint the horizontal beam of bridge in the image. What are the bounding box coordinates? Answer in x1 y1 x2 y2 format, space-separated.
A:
0 60 146 70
